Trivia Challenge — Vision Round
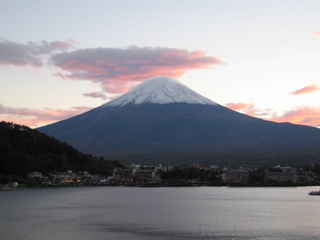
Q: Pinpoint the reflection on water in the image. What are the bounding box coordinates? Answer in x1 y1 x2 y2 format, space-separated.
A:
1 186 320 240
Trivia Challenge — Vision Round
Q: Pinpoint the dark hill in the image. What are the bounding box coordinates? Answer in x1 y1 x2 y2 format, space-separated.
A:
0 121 123 177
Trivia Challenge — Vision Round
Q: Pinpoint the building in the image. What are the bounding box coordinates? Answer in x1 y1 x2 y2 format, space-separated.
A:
27 172 43 178
113 168 133 183
265 169 298 183
50 171 77 184
134 166 156 182
226 168 249 184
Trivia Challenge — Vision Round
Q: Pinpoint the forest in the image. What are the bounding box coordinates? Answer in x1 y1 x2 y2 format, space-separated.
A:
0 121 123 179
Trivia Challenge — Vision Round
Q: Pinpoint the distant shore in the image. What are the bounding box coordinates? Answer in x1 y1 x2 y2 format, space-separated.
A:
8 181 319 189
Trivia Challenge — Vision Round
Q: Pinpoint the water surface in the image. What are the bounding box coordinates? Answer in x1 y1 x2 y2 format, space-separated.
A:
1 186 319 240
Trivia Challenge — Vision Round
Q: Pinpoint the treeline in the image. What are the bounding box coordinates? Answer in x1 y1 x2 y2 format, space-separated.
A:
0 121 124 178
160 167 221 183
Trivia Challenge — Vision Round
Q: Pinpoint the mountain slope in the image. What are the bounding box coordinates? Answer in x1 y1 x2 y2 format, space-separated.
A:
38 77 320 165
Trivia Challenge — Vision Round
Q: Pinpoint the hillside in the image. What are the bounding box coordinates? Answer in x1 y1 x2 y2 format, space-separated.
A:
0 121 123 177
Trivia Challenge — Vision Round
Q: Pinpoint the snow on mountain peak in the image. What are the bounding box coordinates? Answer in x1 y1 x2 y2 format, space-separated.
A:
104 76 217 107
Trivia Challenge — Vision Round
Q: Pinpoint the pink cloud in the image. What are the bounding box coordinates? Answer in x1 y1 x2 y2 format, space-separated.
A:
225 103 254 111
0 40 225 95
291 84 320 95
225 102 271 117
315 30 320 36
51 46 225 94
270 106 320 128
0 39 74 66
226 102 320 127
83 92 107 100
0 104 91 128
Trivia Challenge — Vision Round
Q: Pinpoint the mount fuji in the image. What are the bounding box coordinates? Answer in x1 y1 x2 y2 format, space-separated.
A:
39 76 320 165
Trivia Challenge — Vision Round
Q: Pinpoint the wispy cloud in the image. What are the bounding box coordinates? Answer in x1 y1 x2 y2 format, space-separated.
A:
51 46 225 94
291 84 320 95
0 104 91 128
226 102 320 128
225 102 272 117
315 30 320 37
83 92 107 100
270 106 320 128
225 103 254 111
0 39 74 66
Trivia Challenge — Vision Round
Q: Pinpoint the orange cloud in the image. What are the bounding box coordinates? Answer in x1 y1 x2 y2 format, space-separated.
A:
226 102 320 127
270 106 320 127
291 84 320 95
51 46 225 94
225 102 271 117
225 103 254 111
0 104 91 128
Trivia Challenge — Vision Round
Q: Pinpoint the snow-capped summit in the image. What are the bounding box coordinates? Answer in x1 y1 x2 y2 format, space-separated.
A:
105 76 217 107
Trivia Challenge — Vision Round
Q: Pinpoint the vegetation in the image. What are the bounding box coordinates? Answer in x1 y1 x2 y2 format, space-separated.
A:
160 167 221 184
0 121 124 181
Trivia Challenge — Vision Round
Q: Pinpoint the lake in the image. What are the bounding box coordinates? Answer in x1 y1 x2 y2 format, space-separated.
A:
1 186 320 240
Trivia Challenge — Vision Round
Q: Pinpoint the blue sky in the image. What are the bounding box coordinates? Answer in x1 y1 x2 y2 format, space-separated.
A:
1 0 320 127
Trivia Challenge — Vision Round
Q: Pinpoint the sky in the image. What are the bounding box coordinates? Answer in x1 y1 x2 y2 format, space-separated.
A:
0 0 320 128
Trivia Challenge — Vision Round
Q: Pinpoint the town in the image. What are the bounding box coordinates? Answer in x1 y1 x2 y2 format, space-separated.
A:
2 163 320 190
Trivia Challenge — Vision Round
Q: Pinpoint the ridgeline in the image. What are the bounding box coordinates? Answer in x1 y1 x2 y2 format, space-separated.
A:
0 121 123 178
